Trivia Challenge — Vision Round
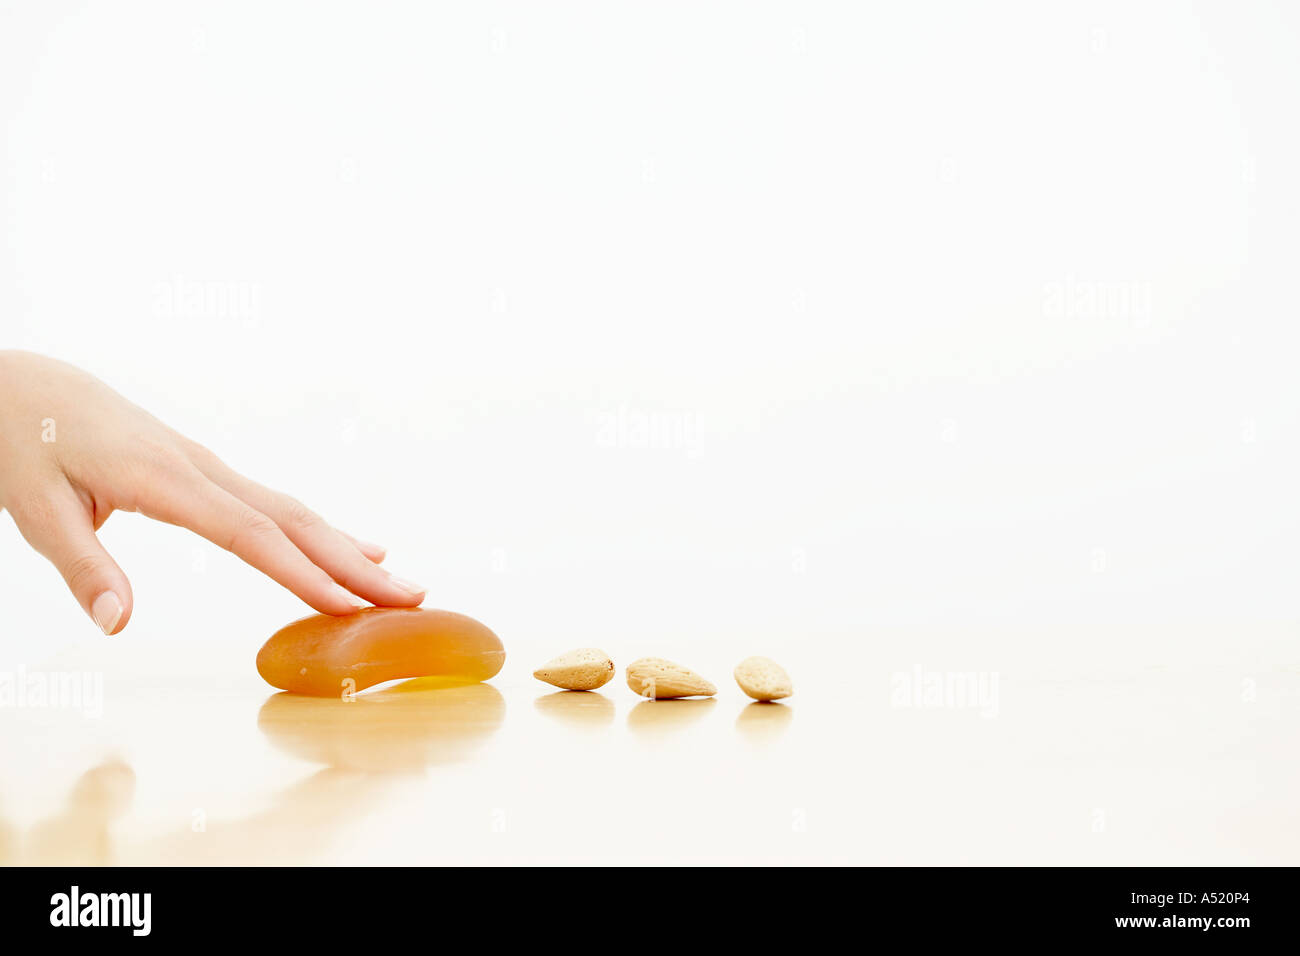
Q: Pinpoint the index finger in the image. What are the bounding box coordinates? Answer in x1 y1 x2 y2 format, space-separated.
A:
139 466 366 616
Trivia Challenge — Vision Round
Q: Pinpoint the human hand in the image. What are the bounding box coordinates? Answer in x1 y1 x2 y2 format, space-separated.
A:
0 351 425 634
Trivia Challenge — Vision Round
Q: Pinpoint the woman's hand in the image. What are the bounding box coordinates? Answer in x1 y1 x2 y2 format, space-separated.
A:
0 350 425 634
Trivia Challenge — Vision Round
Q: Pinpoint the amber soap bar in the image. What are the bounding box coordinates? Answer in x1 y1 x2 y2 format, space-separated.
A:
257 607 506 697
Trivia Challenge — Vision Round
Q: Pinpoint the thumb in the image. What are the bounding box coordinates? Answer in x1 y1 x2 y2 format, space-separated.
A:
12 488 134 635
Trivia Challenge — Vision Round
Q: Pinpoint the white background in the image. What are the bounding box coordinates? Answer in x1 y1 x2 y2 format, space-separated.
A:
0 2 1297 864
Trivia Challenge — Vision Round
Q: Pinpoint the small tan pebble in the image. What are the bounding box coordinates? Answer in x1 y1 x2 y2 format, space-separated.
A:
733 656 792 701
625 657 717 699
533 648 616 691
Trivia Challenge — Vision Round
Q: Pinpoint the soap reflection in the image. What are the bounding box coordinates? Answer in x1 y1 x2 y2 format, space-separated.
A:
259 680 507 771
150 680 506 864
534 691 615 728
626 698 715 736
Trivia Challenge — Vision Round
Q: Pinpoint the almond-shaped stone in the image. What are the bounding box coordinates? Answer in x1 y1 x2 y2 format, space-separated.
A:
533 648 615 690
625 657 717 699
733 656 792 701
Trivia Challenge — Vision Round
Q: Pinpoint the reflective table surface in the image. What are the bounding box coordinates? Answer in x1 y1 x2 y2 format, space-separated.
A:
1 632 1297 865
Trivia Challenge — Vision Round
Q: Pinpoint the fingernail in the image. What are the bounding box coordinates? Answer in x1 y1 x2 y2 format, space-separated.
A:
331 583 368 609
91 591 123 635
388 574 426 595
357 539 386 557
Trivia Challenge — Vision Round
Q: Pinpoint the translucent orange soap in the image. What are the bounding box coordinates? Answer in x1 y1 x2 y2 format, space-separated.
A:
256 607 506 697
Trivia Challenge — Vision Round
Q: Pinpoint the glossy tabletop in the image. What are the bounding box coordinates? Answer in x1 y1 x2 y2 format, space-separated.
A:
2 627 1296 866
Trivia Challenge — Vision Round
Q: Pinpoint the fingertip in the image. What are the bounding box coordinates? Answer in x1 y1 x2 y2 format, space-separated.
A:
326 582 369 615
376 574 425 607
387 575 425 598
90 590 128 636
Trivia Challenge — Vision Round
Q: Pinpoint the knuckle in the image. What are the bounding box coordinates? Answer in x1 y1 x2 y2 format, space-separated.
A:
224 508 281 554
62 552 105 593
279 497 319 533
